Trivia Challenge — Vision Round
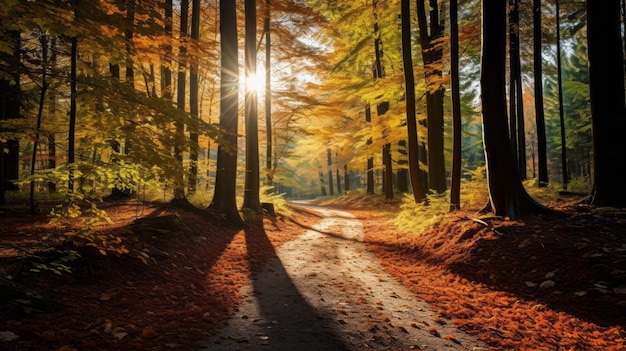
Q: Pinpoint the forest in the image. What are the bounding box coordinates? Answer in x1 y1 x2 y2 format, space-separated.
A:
0 0 625 350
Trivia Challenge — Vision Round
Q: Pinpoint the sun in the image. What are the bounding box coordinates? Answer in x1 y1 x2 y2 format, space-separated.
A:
245 72 264 95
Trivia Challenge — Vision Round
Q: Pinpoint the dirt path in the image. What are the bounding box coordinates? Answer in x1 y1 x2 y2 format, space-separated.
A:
203 204 488 350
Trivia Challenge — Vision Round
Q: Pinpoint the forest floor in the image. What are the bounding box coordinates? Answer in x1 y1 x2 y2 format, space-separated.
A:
0 195 624 350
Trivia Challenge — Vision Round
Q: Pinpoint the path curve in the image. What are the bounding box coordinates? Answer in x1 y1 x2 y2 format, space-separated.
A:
203 203 488 350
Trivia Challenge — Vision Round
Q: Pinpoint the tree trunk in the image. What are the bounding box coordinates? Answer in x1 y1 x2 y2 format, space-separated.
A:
161 0 173 101
174 0 189 199
208 0 243 225
47 38 57 192
449 0 461 211
264 0 273 187
480 0 549 220
0 30 20 205
336 168 342 194
556 0 568 190
243 0 262 212
365 105 374 194
68 36 77 194
30 33 49 214
586 0 626 207
416 0 446 194
401 0 426 203
327 149 334 196
188 0 200 195
533 0 548 186
508 0 518 169
344 164 350 192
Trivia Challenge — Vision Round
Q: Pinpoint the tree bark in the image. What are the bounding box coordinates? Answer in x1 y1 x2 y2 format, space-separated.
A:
449 0 461 210
480 0 549 220
416 0 446 194
264 0 273 187
68 35 77 194
401 0 426 203
556 0 568 190
365 105 374 194
174 0 189 199
243 0 262 212
586 0 626 207
0 30 20 205
188 0 200 195
208 0 243 225
31 33 49 214
533 0 548 186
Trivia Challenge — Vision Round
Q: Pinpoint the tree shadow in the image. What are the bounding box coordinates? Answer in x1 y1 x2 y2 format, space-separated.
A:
444 215 626 328
364 213 626 329
239 214 350 350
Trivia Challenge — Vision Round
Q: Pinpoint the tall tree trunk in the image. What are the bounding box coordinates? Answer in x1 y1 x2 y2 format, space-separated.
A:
401 0 426 203
509 0 527 179
188 0 200 195
533 0 548 186
416 0 447 194
243 0 262 212
336 168 341 194
373 0 393 200
327 148 334 196
47 36 57 192
365 105 374 194
208 0 243 225
161 0 173 101
480 0 549 220
174 0 189 199
264 0 273 187
586 0 626 207
0 30 20 205
30 33 49 214
344 164 350 192
556 0 568 190
508 0 518 168
68 36 77 195
449 0 461 211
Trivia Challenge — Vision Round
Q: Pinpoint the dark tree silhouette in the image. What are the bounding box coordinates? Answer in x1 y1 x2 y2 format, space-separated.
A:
400 0 426 203
243 0 262 212
586 0 626 207
449 0 461 210
533 0 549 186
0 30 20 205
416 0 446 193
480 0 549 219
208 0 243 225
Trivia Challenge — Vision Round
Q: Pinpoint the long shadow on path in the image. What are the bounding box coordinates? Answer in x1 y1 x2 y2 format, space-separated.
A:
204 216 349 350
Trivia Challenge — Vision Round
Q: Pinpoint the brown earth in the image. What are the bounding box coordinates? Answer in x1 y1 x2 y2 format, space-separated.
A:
0 197 624 350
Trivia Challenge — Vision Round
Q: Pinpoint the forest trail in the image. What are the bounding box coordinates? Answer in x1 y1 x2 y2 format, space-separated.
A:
202 203 488 350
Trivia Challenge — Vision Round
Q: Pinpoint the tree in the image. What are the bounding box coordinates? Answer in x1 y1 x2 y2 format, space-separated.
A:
174 0 189 200
533 0 548 186
555 0 568 190
264 0 273 187
449 0 461 210
188 0 201 195
0 30 20 205
400 0 426 203
68 35 77 194
480 0 549 219
243 0 262 212
508 0 526 179
586 0 626 207
30 33 49 214
416 0 446 194
373 0 392 200
208 0 243 225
